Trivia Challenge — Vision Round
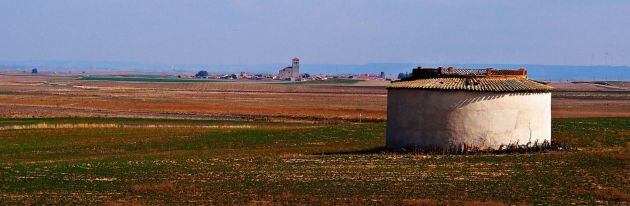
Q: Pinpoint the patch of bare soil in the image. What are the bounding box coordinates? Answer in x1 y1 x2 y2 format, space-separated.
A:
552 98 630 118
549 82 630 91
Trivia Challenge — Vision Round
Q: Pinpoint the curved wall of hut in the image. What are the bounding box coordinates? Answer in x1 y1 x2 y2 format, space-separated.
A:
386 89 551 149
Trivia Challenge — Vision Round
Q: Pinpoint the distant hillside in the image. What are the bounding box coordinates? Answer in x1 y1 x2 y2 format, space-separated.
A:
0 60 628 81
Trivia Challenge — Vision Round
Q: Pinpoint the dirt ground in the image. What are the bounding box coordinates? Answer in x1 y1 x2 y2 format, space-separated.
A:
0 75 627 205
0 75 628 120
549 82 629 91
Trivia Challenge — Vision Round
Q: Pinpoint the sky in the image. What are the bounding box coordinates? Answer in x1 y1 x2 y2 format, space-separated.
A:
1 0 629 66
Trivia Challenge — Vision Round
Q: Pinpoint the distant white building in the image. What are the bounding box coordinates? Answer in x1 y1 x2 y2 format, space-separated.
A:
278 57 300 81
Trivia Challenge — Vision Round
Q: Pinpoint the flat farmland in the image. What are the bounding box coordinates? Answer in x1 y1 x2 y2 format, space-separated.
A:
0 75 386 121
0 75 628 204
0 117 627 204
0 75 628 120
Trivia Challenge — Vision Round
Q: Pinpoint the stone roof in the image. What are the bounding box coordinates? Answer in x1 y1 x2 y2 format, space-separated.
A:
388 67 553 92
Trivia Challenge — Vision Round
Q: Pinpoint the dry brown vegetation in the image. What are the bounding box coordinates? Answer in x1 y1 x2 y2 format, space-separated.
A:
0 75 628 121
0 75 385 121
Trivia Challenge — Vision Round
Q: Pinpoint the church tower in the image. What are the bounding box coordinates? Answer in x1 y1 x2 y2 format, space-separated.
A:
291 57 300 80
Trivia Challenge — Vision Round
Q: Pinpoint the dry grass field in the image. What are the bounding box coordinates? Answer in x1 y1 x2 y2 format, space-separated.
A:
0 75 386 121
0 75 628 120
0 74 628 205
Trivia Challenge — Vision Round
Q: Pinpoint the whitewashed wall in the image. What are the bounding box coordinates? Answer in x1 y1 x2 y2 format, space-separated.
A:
386 90 551 149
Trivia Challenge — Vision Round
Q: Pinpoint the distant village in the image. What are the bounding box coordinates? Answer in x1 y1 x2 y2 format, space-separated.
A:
1 57 391 82
179 71 388 81
178 57 389 81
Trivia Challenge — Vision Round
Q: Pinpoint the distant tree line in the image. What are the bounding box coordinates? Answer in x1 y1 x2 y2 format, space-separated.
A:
397 72 411 80
195 70 208 78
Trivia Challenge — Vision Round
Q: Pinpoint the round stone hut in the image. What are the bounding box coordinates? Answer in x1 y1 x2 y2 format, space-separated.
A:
386 67 553 150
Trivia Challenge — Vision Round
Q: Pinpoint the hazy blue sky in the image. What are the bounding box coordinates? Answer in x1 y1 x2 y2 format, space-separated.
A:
1 0 629 65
